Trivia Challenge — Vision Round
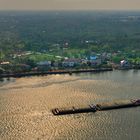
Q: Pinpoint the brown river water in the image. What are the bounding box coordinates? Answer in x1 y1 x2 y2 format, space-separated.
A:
0 70 140 140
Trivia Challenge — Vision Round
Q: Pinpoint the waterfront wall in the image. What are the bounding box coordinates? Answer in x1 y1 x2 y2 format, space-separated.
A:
0 68 113 78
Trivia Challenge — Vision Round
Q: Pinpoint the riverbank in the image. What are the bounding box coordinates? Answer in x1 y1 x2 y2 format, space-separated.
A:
0 68 113 78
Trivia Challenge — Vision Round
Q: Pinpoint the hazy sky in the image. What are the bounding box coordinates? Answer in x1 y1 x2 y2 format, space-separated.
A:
0 0 140 11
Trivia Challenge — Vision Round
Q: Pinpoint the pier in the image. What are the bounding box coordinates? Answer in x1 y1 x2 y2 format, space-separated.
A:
52 99 140 115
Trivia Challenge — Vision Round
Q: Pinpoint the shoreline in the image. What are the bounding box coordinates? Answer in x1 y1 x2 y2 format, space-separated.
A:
0 68 113 78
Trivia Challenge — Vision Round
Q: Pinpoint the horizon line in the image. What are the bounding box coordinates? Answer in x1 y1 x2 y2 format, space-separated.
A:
0 9 140 12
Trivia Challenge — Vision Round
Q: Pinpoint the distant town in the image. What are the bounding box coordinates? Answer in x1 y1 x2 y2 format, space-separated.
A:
0 45 140 75
0 12 140 74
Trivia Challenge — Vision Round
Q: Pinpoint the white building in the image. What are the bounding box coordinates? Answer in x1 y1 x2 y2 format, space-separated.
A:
120 60 130 67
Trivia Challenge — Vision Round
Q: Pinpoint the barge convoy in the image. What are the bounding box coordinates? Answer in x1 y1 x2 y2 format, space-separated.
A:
52 99 140 116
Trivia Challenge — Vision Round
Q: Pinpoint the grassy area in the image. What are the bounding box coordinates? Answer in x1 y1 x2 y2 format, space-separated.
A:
29 53 62 62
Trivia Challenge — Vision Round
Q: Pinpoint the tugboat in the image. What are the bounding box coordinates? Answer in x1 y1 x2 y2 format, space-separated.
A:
131 99 140 105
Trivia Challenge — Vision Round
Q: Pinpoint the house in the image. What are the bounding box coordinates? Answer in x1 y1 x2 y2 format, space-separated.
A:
101 52 111 61
37 61 51 71
90 56 97 60
89 56 102 66
37 61 51 66
51 61 59 67
120 60 130 68
62 58 81 67
81 59 88 65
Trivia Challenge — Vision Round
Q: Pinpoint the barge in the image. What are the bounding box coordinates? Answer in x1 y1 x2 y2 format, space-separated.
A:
52 105 96 115
96 100 135 111
52 99 140 116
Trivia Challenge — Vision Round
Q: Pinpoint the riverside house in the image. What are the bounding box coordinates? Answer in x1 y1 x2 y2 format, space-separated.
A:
62 58 81 67
89 56 102 66
37 61 51 71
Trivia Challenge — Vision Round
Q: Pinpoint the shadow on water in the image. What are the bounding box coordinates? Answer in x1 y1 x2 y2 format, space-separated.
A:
133 69 139 73
0 78 10 82
0 77 16 87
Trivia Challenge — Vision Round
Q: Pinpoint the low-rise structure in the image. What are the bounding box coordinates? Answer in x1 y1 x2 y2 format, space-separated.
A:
62 58 81 67
37 61 51 71
89 56 102 66
120 60 131 68
37 61 51 66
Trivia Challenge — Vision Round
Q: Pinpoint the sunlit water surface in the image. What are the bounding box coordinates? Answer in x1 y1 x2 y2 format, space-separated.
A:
0 70 140 140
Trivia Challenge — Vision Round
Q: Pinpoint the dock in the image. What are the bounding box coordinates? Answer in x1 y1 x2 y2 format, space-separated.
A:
52 99 140 115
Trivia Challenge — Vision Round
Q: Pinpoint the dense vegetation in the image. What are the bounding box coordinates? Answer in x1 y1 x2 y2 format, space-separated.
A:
0 11 140 66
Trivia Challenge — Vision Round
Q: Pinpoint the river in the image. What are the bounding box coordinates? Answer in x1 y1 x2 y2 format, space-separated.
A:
0 70 140 140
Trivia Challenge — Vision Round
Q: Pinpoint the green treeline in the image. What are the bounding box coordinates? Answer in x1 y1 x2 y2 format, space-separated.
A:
0 11 140 59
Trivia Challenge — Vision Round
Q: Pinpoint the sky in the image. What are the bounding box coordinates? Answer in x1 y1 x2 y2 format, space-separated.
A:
0 0 140 11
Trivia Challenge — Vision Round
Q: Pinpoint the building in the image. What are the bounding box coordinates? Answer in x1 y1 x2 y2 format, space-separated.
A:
37 61 51 66
37 61 51 71
89 56 102 66
62 58 81 67
120 60 130 68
